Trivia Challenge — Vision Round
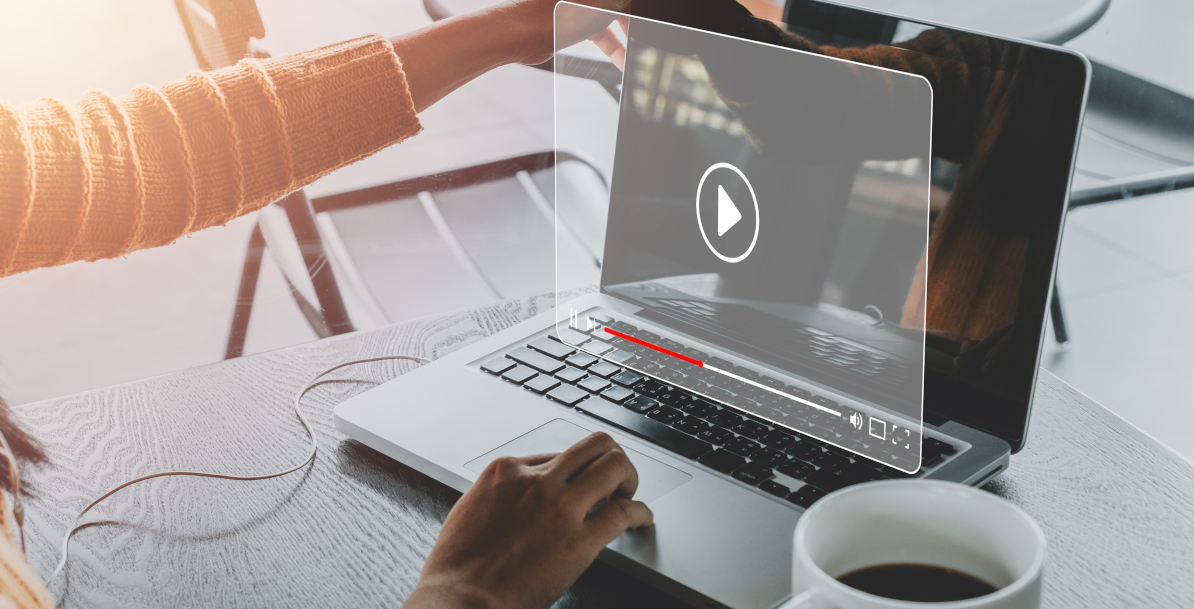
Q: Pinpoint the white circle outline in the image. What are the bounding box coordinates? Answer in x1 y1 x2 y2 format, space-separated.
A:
695 162 760 263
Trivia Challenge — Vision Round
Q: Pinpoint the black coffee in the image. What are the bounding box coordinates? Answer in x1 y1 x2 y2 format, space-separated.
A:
837 563 997 602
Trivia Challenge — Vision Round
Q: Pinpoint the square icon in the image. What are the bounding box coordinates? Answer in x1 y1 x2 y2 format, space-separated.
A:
869 417 887 440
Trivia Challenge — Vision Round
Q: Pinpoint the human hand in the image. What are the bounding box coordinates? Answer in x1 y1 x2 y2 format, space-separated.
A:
496 0 632 66
566 0 779 72
403 432 654 609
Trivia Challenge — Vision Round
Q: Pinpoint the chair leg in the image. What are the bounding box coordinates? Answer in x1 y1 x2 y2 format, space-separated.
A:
225 222 266 359
280 190 355 336
1050 282 1071 349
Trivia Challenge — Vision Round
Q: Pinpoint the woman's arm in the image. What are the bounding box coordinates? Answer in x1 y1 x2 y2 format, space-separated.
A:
0 0 627 279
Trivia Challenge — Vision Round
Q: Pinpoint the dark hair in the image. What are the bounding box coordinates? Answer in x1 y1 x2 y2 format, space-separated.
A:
0 396 47 493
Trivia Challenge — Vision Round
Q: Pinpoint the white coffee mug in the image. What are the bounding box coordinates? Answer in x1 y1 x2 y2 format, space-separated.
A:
778 480 1045 609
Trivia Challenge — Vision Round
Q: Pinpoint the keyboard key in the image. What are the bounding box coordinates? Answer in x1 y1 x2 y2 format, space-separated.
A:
605 349 635 364
838 462 885 487
674 416 711 436
723 436 762 457
507 347 566 375
611 370 646 388
588 362 622 378
647 406 683 425
579 376 612 393
759 376 785 390
623 396 658 414
585 342 613 355
825 444 855 459
546 384 590 406
529 337 575 360
501 366 538 385
784 386 812 400
601 386 635 404
553 328 590 346
698 449 746 474
657 391 694 409
566 353 598 369
731 366 760 381
813 396 838 409
709 410 743 428
788 485 828 508
707 356 734 370
922 453 946 468
806 468 852 493
555 367 587 383
752 447 790 468
575 400 712 460
706 387 736 403
658 369 687 384
481 358 516 376
758 479 791 497
778 460 814 479
638 381 668 399
789 443 821 461
731 420 768 440
589 330 616 344
697 426 735 446
761 430 797 450
811 452 849 471
682 399 719 418
611 320 637 333
732 462 774 486
611 337 636 351
524 375 561 395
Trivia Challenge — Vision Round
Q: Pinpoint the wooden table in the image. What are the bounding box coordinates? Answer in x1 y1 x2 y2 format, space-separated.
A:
18 294 1194 607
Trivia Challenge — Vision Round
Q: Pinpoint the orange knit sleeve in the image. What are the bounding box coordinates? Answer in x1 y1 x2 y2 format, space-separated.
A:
0 34 421 277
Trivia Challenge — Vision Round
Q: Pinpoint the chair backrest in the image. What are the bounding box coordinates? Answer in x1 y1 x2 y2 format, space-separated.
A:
173 0 266 69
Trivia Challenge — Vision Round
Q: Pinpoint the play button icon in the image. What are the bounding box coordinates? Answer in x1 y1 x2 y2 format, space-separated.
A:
717 185 742 236
696 162 759 263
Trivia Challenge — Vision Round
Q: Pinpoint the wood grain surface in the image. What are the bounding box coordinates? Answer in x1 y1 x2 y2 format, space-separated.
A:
13 293 1194 608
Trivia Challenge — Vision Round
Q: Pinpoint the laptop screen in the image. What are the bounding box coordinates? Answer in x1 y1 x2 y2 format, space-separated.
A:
783 1 1087 452
609 0 1089 452
584 10 934 472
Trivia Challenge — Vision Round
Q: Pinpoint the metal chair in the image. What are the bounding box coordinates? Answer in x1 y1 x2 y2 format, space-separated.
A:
173 0 355 358
174 0 611 358
1050 60 1194 348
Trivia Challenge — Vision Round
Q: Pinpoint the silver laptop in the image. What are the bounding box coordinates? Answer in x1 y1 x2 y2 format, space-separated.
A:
335 3 1090 608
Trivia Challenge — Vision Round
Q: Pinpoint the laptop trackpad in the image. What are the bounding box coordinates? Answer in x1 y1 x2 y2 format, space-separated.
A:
464 419 691 505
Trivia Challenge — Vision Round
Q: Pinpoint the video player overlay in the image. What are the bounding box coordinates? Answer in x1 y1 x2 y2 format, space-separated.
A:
554 4 932 472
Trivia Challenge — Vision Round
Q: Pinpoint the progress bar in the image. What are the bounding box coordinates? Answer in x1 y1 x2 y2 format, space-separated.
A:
602 327 842 417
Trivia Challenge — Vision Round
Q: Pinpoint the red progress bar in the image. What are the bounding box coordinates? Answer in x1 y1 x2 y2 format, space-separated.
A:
603 328 704 368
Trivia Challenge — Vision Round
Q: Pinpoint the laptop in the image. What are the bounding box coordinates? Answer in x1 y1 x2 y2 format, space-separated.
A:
335 2 1090 608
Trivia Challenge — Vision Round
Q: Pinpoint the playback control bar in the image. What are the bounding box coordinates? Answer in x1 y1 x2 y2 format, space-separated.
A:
601 327 842 417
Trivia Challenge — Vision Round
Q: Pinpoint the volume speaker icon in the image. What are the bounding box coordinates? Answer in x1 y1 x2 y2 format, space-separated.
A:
849 412 864 430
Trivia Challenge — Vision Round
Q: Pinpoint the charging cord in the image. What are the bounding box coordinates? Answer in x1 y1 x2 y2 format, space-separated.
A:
45 354 428 585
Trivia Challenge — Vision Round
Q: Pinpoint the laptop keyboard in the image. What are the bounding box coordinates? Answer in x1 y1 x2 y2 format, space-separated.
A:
642 298 915 396
479 321 960 509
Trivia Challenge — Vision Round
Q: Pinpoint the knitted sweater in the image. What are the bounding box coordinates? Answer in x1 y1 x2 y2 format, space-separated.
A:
0 34 421 278
0 34 421 605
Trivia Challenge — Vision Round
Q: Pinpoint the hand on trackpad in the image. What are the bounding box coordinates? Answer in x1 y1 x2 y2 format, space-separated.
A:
465 419 692 505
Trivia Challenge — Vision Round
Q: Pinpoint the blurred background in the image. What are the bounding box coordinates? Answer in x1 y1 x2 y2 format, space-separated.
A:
1 0 1193 461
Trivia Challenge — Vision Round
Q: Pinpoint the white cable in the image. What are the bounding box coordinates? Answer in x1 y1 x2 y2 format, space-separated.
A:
46 354 428 585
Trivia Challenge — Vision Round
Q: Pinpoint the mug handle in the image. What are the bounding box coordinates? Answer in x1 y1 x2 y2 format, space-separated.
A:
776 589 830 609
